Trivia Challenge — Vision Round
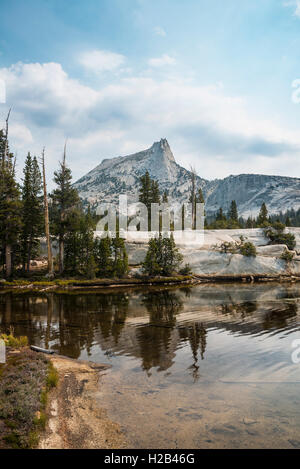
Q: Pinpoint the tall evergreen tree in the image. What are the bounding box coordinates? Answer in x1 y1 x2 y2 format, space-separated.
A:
94 237 113 278
21 153 44 272
139 171 152 209
216 207 226 221
139 171 161 230
80 207 97 279
189 167 197 229
50 145 81 274
0 117 22 278
257 202 268 226
228 200 238 222
111 236 128 278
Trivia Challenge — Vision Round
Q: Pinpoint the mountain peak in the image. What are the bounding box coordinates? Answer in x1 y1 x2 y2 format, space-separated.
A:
74 140 300 217
150 138 175 163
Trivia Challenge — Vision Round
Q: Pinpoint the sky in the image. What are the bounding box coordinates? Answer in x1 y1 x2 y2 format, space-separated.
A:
1 0 300 187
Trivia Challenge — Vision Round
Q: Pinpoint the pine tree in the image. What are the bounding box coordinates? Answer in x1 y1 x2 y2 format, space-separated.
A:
139 171 161 230
80 207 96 279
161 234 183 276
142 234 183 277
285 216 291 227
111 236 128 278
21 154 44 272
196 188 205 204
41 149 53 275
63 207 82 274
50 145 81 274
139 171 152 209
246 217 254 228
228 200 238 222
162 191 168 203
0 118 22 278
151 180 160 203
257 202 268 226
189 167 197 229
94 237 113 278
216 207 226 221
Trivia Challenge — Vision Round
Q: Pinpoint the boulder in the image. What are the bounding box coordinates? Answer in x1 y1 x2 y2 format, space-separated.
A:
256 245 288 257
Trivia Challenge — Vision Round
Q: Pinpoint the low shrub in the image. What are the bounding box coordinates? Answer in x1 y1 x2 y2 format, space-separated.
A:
179 264 192 275
1 334 28 348
264 226 296 251
280 249 295 263
239 242 257 257
46 362 59 390
214 236 257 258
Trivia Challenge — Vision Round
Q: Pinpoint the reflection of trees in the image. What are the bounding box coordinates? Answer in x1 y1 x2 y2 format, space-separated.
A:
97 294 129 345
0 287 299 375
261 302 297 330
54 293 129 357
0 292 129 359
179 323 207 382
142 291 183 325
220 301 257 319
138 291 183 372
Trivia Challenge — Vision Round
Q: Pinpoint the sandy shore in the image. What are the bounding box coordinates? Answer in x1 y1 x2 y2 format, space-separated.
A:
39 355 126 449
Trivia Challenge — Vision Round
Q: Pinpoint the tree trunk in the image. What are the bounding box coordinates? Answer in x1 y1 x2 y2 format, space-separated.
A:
59 237 64 274
5 244 12 278
26 239 32 273
42 149 53 275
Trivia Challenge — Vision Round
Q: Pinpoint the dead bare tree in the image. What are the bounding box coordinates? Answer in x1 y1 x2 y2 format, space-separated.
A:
41 148 54 276
190 165 197 229
3 108 11 167
4 109 12 277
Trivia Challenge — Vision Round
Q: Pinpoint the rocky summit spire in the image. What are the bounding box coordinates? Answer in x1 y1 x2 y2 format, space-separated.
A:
73 139 300 217
150 138 175 164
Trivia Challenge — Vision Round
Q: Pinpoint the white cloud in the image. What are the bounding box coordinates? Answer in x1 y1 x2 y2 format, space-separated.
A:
291 78 300 103
154 26 167 37
148 54 176 67
78 49 126 73
283 1 300 17
0 60 299 187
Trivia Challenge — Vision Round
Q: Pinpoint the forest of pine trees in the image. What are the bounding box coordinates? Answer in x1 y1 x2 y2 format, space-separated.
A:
0 114 299 280
0 115 129 279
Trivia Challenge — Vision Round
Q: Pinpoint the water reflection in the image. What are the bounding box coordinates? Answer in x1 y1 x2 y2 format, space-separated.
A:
0 284 299 375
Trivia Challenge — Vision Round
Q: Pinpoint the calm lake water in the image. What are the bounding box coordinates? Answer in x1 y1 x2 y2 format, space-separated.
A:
1 283 300 449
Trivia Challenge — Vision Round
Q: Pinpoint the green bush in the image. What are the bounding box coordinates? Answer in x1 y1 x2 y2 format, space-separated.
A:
1 334 28 348
142 234 183 277
264 227 296 251
46 362 59 389
179 264 192 275
280 249 295 263
239 242 257 257
214 236 257 257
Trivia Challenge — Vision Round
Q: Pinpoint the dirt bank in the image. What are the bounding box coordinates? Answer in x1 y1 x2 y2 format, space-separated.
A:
39 355 126 449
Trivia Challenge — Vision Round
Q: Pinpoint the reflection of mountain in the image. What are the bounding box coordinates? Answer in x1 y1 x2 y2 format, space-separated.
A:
0 284 299 373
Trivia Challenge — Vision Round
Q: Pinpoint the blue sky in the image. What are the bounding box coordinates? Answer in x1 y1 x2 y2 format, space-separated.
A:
1 0 300 185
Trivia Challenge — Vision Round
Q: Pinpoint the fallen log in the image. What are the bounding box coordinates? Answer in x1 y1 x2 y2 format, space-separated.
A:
30 345 54 355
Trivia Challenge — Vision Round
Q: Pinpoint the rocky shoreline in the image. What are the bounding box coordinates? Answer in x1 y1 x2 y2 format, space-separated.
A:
39 355 126 449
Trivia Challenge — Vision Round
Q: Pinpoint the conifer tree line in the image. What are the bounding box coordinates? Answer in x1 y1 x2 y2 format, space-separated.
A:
138 169 205 231
1 113 297 280
0 114 128 279
206 200 300 230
